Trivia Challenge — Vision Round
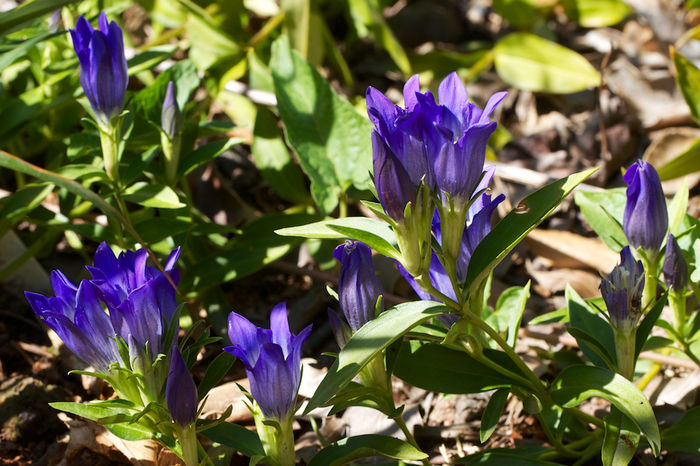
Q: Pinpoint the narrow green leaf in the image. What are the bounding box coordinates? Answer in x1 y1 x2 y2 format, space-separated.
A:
393 341 518 394
602 407 640 466
0 31 59 70
494 32 601 93
574 188 626 252
49 402 154 441
179 138 243 176
201 422 265 458
667 178 689 234
672 48 700 126
197 352 236 400
467 167 598 289
635 294 667 358
270 36 373 214
495 283 530 347
480 388 510 443
347 0 411 75
0 0 79 36
308 434 427 465
550 365 660 455
656 137 700 181
566 285 617 368
281 0 310 58
122 182 185 209
304 301 447 413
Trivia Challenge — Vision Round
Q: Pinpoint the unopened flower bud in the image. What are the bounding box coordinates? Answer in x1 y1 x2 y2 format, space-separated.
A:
166 346 198 427
663 233 688 293
600 246 645 332
623 160 668 256
334 241 382 332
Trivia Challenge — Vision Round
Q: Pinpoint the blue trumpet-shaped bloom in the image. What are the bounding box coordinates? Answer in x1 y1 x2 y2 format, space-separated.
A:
69 13 128 125
224 303 311 420
623 160 668 255
600 246 645 332
333 241 383 332
166 346 198 428
663 233 688 293
25 243 180 370
367 72 506 216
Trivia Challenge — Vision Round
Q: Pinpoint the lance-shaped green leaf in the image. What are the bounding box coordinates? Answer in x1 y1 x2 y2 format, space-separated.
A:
602 407 640 466
201 422 265 458
662 405 700 454
574 188 626 252
466 167 598 290
303 301 447 413
480 388 510 443
672 47 700 126
308 434 427 465
49 402 154 441
550 365 660 456
276 216 400 260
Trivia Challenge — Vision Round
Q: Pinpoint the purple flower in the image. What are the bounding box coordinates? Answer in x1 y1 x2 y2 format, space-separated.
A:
600 246 645 332
25 243 180 370
161 81 181 140
166 346 198 428
69 13 128 125
333 241 383 332
87 243 180 360
25 274 119 372
367 72 506 208
663 233 688 292
623 160 668 255
372 132 416 220
224 303 311 420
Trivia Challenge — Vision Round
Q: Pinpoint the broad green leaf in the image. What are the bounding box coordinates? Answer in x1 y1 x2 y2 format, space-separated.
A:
180 0 240 70
656 137 700 181
182 213 319 291
122 182 185 209
574 188 626 252
347 0 411 75
201 422 265 457
467 167 598 289
179 138 243 176
308 434 427 465
276 216 400 260
480 388 510 443
304 301 447 413
251 107 309 204
0 0 79 36
550 365 660 455
602 407 640 466
662 405 700 453
562 0 631 27
566 285 616 369
270 36 373 214
56 164 109 181
393 341 518 394
494 32 601 93
672 48 700 126
49 402 154 441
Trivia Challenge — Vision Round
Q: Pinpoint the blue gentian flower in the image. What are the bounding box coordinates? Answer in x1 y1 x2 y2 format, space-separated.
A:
166 346 198 428
663 233 688 293
600 246 645 332
333 241 383 332
367 72 506 208
25 243 181 370
623 160 668 255
69 13 128 126
224 303 312 421
25 275 120 372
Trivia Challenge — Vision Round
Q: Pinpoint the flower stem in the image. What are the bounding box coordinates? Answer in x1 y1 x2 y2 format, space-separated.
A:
641 257 658 312
180 424 199 466
614 329 636 380
670 291 687 336
99 120 121 185
255 413 295 466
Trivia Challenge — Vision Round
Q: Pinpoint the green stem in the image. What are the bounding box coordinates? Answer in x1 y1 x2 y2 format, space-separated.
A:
338 194 347 218
670 291 687 336
416 275 460 311
534 411 580 457
641 257 658 312
614 330 636 380
460 341 535 391
99 120 121 185
255 412 295 466
180 424 199 466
